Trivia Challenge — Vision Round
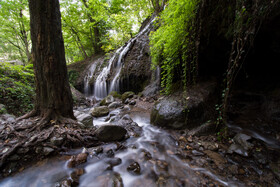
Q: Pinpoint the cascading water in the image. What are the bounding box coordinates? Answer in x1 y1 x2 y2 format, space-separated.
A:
83 58 102 96
91 18 156 100
93 50 121 100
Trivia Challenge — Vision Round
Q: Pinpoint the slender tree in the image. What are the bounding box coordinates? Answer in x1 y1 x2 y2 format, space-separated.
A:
22 0 75 123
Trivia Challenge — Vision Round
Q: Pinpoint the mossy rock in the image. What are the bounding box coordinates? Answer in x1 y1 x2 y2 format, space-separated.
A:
121 91 135 103
100 95 115 106
91 106 109 117
109 91 121 98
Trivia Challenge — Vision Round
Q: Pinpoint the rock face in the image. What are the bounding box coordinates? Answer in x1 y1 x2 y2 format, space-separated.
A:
151 81 216 129
120 18 153 93
96 125 127 142
91 106 109 117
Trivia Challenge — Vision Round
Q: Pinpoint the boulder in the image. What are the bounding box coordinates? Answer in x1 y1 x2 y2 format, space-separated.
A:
96 124 127 142
76 113 93 128
108 101 122 109
91 106 109 117
109 91 121 98
121 91 135 103
100 95 115 106
151 81 216 129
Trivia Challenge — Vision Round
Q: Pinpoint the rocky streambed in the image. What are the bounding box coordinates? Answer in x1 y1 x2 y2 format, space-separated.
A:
0 92 280 186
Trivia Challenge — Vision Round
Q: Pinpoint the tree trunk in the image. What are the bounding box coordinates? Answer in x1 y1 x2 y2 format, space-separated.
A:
28 0 75 122
19 8 31 63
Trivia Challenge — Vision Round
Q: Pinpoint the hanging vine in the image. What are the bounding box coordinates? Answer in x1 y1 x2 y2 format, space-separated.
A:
219 0 280 124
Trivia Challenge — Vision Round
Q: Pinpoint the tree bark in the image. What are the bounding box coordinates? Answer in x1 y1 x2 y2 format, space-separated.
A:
19 8 31 63
28 0 75 122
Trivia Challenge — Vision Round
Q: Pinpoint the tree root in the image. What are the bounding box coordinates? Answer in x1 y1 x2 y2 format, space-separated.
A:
0 112 99 177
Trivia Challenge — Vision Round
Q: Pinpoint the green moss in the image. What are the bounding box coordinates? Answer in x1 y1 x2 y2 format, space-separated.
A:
109 91 121 98
68 70 79 85
0 62 35 116
121 91 135 103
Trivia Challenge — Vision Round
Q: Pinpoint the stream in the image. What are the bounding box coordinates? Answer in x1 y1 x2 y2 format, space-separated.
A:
0 105 241 187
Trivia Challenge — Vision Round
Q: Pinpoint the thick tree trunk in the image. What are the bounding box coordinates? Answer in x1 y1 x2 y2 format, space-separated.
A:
28 0 75 121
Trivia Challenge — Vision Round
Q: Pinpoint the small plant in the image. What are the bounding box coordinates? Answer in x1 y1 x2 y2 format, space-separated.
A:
0 62 35 116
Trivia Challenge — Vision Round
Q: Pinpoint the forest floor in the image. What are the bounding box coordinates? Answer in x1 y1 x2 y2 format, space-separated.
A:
0 94 280 186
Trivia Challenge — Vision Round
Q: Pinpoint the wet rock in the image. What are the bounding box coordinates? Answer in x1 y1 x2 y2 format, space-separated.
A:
151 81 216 129
91 106 109 117
121 105 130 112
204 150 226 169
96 124 127 142
121 91 135 103
59 179 72 187
127 161 141 175
124 98 130 104
129 100 136 105
70 168 85 185
119 114 133 126
42 147 54 156
227 133 253 157
108 101 122 109
141 150 152 160
76 113 93 128
91 146 103 154
112 172 123 187
100 95 115 106
233 133 253 150
228 143 249 157
50 136 64 146
67 152 88 168
192 150 204 156
106 149 115 158
106 157 122 167
0 114 16 123
200 141 219 151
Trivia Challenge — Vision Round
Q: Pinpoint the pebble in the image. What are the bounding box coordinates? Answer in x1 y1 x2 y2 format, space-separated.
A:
127 162 141 175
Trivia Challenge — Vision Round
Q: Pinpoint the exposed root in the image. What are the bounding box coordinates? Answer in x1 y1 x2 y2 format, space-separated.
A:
0 112 100 178
16 109 38 120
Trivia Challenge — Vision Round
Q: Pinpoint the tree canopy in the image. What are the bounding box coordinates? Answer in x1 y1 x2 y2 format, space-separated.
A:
0 0 154 64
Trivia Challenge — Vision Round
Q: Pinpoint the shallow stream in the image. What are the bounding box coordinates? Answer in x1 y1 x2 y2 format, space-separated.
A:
0 110 239 187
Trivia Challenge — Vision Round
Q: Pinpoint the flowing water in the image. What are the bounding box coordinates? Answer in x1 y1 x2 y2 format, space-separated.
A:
84 18 156 100
0 109 239 187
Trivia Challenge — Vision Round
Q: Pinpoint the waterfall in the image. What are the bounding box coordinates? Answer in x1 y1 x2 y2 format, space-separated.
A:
83 58 102 96
108 18 156 95
93 48 122 100
84 18 155 100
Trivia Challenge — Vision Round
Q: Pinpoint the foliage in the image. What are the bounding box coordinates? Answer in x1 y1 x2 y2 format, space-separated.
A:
0 0 31 64
0 62 35 116
150 0 199 94
68 70 79 85
60 0 153 63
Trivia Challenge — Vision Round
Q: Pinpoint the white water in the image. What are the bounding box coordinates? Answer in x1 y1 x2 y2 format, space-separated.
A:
92 18 156 99
93 48 122 100
0 113 238 187
83 58 103 96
